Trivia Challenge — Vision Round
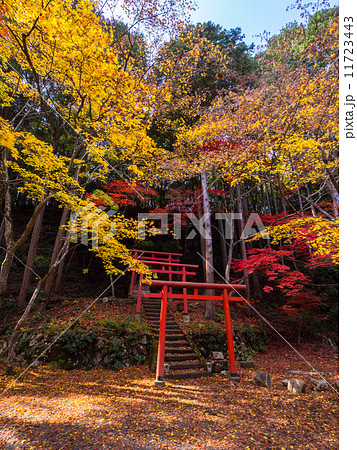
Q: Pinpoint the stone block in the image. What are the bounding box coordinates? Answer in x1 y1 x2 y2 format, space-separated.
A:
211 351 224 360
288 378 306 394
240 360 255 369
311 378 329 391
253 370 271 388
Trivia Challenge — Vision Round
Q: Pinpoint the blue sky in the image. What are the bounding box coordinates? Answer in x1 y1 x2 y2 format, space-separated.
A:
190 0 339 50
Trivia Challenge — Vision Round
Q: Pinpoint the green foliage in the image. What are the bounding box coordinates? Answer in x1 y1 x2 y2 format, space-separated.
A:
233 321 267 359
34 254 52 272
258 6 338 70
287 308 338 344
199 21 257 76
103 318 148 369
16 332 32 352
186 319 266 360
57 329 97 354
45 359 74 371
0 323 13 336
95 316 148 339
107 337 128 369
311 265 338 305
3 314 150 370
1 297 23 318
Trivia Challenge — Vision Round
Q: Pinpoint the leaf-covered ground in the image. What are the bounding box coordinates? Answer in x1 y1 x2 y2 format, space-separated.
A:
0 342 338 449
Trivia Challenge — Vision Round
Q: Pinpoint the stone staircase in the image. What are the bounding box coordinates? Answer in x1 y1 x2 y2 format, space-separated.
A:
142 298 208 380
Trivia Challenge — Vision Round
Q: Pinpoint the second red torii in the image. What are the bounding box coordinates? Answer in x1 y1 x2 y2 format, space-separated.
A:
128 249 182 296
133 260 199 315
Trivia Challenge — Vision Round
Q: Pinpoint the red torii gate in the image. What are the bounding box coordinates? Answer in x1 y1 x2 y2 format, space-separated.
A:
142 280 247 387
133 260 198 316
128 249 182 296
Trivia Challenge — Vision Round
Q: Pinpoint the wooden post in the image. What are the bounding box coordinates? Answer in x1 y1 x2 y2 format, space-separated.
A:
155 285 168 387
136 273 143 315
182 267 189 322
129 251 138 295
168 254 172 295
182 266 188 314
222 288 239 380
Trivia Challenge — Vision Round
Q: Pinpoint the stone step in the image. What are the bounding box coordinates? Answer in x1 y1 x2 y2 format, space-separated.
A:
150 322 177 327
153 330 182 336
154 339 187 344
153 330 185 340
165 348 193 354
154 334 184 341
152 322 180 327
167 370 208 380
169 362 202 371
163 341 188 347
143 303 209 380
151 322 179 327
153 331 182 337
165 348 196 355
152 326 181 332
165 354 198 361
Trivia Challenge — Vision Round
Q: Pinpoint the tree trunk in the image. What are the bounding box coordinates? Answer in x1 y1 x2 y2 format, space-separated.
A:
198 203 207 281
328 181 339 219
0 196 48 306
6 241 69 374
271 184 278 215
260 184 267 213
110 274 115 298
224 189 237 283
217 208 228 275
281 194 287 213
236 184 251 301
305 184 316 217
44 208 70 300
0 150 14 305
243 189 262 301
18 204 45 305
53 231 70 294
297 186 303 211
224 208 235 283
201 172 215 320
0 218 5 246
0 145 47 305
264 183 272 215
0 254 14 305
